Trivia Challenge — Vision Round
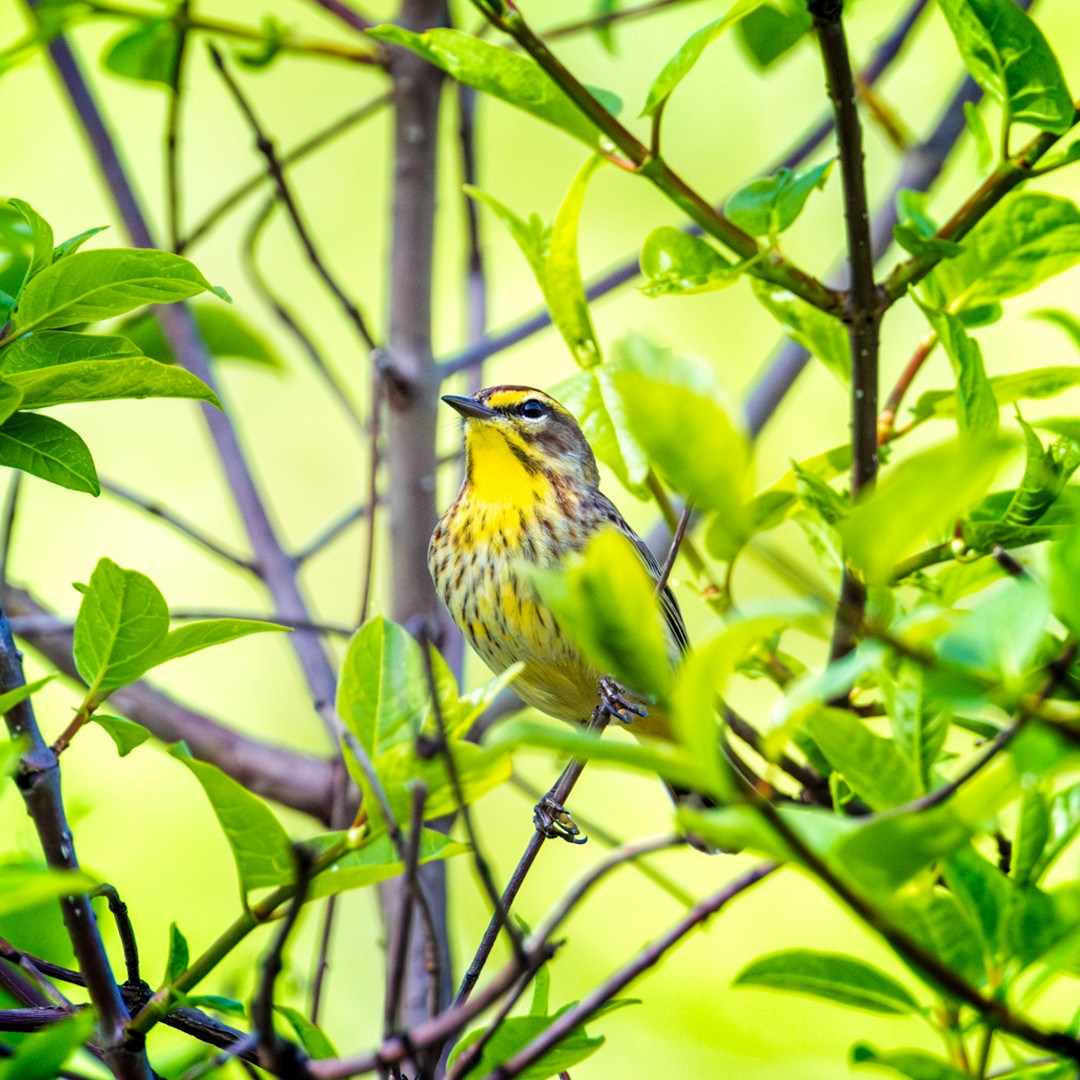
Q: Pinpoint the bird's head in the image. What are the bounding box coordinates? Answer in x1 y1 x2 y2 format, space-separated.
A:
443 386 600 492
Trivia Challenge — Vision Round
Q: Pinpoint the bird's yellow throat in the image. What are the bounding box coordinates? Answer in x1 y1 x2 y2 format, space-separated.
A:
463 421 552 507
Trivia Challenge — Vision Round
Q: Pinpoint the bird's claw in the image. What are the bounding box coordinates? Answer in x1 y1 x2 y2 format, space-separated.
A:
534 795 587 844
597 676 646 726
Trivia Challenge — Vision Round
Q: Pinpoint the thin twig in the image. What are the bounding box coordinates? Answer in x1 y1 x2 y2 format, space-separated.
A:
100 478 253 570
91 885 140 986
479 863 778 1080
209 47 379 353
656 505 691 596
309 0 375 33
294 503 367 566
164 0 191 251
0 474 21 591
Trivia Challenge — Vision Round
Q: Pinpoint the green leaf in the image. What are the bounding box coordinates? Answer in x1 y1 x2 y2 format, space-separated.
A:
180 992 245 1016
942 845 1008 955
0 413 99 495
91 714 150 757
1049 524 1080 639
1013 785 1050 886
102 17 181 88
614 369 752 546
0 1009 96 1080
0 201 35 306
545 155 605 367
0 864 97 917
336 616 431 759
303 829 467 903
999 416 1080 528
751 278 849 384
935 193 1080 311
638 227 741 296
894 223 965 260
914 366 1080 423
881 662 948 790
72 557 170 697
641 0 766 117
733 949 920 1015
153 619 290 668
964 99 994 172
450 1013 604 1080
0 381 23 428
163 921 190 983
8 356 220 410
0 675 53 716
118 303 283 368
914 300 997 440
53 225 109 261
725 159 834 239
1001 882 1080 968
1037 781 1080 879
805 707 919 810
528 527 675 707
12 248 227 333
838 437 1013 585
8 199 53 287
889 890 988 986
367 26 608 149
275 1005 338 1060
1 330 141 373
937 0 1073 134
170 744 295 894
851 1043 969 1080
466 187 547 281
735 0 811 68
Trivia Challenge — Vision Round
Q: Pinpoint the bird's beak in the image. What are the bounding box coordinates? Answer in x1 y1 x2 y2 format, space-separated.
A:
442 394 495 421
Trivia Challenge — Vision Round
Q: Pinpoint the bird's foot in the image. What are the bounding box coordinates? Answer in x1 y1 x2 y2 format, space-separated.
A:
597 676 647 726
533 795 587 844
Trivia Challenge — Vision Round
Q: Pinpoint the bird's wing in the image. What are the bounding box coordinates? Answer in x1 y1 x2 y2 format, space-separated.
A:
594 493 690 656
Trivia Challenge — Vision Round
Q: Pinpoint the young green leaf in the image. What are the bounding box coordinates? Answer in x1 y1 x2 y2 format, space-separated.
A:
805 707 919 810
614 370 752 544
942 845 1008 955
1034 781 1080 879
914 300 998 440
8 199 53 287
303 829 468 903
275 1005 339 1059
8 356 221 410
735 0 811 69
337 616 431 758
880 662 948 790
999 417 1080 528
1048 523 1080 638
0 381 23 428
641 0 766 118
12 248 227 333
1 330 142 373
964 99 995 172
545 155 605 367
1013 785 1050 887
851 1044 969 1080
0 413 99 495
170 744 295 895
0 864 98 918
366 26 608 148
934 193 1080 311
118 303 283 368
913 366 1080 424
0 675 54 717
838 436 1013 585
751 279 850 384
102 17 181 88
528 526 675 707
724 159 834 239
91 714 151 757
73 557 171 697
638 227 741 296
0 1008 96 1080
53 225 109 261
733 950 921 1015
937 0 1073 134
153 618 290 668
163 921 190 984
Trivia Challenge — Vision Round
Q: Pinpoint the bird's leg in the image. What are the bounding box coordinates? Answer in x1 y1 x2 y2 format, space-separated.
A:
597 676 647 726
533 792 587 844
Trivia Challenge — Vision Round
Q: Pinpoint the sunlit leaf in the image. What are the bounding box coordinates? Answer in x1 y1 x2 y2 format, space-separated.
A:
751 279 849 384
639 227 741 296
7 199 53 287
0 865 97 918
102 16 181 88
851 1043 969 1080
0 413 98 495
733 950 921 1015
153 618 289 668
735 0 811 68
725 159 834 239
163 921 189 983
91 714 150 757
276 1005 338 1059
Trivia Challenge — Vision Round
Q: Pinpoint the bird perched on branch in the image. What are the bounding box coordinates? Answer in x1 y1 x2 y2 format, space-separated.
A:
428 385 694 839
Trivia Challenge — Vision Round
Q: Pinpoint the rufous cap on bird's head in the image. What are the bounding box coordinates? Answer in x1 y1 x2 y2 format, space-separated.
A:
442 386 600 489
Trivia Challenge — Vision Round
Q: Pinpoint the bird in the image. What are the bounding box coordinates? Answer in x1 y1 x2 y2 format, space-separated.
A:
427 384 695 839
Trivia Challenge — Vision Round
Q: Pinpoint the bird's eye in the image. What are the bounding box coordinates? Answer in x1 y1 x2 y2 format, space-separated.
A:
520 399 548 420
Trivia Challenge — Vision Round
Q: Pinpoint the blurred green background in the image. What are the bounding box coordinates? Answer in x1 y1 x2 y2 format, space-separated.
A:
3 0 1080 1074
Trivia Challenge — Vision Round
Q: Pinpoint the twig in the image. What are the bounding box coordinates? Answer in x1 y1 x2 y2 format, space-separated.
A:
100 478 253 570
91 885 140 986
541 0 696 41
479 863 778 1080
0 602 147 1079
242 197 368 438
209 46 379 353
809 0 882 669
294 503 367 566
309 0 375 33
0 938 70 1008
453 707 612 1010
656 504 691 596
877 329 938 444
0 474 21 591
252 846 316 1075
165 0 191 251
178 93 391 254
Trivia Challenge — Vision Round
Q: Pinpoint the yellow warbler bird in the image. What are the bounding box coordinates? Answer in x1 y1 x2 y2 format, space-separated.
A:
428 385 690 828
